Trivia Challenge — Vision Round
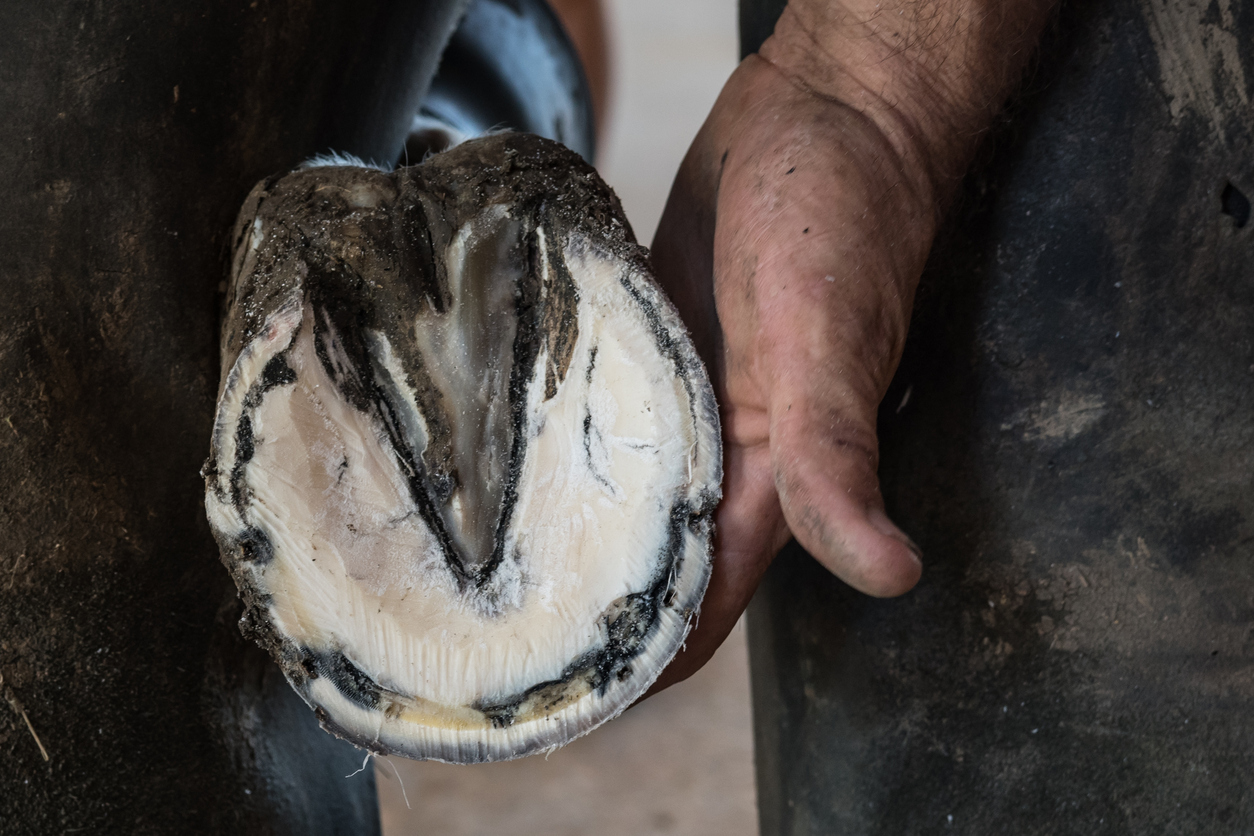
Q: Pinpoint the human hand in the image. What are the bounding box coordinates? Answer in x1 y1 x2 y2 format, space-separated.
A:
646 0 1056 691
646 55 928 691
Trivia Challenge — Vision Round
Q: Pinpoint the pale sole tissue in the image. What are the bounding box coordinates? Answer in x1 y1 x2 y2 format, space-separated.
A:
203 133 721 763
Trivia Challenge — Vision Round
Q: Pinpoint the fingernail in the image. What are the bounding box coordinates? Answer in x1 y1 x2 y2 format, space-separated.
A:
867 507 923 565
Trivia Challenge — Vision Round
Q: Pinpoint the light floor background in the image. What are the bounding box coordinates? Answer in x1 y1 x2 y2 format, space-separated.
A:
377 1 755 834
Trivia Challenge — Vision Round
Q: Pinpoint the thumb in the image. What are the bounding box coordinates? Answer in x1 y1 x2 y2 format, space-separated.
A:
771 397 922 597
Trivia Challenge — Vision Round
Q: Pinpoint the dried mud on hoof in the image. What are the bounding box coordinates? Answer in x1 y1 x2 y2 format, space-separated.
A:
203 134 721 763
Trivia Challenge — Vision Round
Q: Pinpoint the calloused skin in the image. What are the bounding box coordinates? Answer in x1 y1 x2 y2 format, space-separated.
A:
645 1 1057 692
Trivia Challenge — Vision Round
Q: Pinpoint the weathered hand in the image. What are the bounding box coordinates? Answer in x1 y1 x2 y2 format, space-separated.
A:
647 53 933 690
643 1 1056 691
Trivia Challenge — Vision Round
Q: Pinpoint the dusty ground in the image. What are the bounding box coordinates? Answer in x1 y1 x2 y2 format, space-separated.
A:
377 1 755 834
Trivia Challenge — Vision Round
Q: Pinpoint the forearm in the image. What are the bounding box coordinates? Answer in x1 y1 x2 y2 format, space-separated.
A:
760 0 1058 212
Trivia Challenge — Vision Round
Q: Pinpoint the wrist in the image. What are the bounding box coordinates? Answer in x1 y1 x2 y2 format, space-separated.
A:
757 0 1056 213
